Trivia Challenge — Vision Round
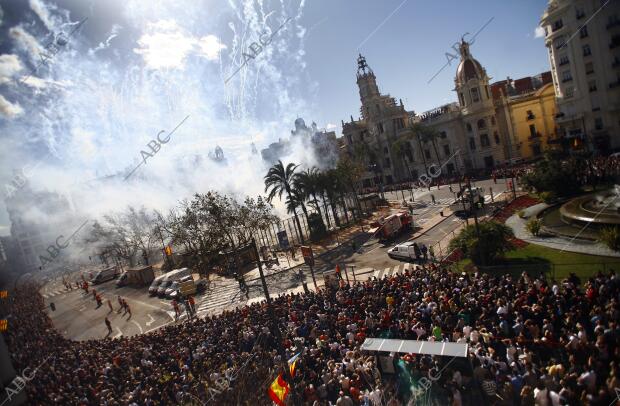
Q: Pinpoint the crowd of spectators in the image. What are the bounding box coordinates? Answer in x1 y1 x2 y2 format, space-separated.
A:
4 262 620 405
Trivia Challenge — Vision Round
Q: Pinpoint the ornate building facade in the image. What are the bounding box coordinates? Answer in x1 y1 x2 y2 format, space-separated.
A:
540 0 620 153
341 40 561 187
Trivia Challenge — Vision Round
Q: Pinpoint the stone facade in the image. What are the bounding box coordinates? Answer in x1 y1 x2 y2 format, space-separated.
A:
540 0 620 153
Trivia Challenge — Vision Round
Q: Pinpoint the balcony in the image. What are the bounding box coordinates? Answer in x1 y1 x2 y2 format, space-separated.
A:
559 59 569 66
526 113 536 120
561 77 573 83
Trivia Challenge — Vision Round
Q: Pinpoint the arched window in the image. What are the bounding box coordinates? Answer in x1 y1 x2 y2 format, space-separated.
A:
477 119 486 129
466 123 472 132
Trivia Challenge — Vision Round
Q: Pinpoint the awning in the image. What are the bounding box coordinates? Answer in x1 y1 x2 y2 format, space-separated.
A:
360 338 468 358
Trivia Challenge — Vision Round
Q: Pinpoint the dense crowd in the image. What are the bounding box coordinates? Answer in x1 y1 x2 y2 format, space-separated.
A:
3 262 620 405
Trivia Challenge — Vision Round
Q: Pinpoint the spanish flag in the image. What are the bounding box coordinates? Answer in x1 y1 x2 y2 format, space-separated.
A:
267 374 289 405
267 353 301 405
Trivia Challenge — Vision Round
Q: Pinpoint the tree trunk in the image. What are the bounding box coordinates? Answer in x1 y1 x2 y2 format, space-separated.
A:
321 192 332 229
329 196 340 227
285 188 305 243
417 135 429 176
431 138 443 168
340 192 350 224
310 193 324 226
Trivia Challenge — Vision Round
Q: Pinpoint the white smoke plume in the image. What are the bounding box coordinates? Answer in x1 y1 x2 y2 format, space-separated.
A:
0 0 323 262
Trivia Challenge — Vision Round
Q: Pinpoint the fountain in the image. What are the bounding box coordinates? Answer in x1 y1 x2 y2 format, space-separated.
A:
540 186 620 240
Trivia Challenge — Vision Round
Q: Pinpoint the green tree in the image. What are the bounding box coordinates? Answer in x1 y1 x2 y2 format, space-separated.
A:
520 155 581 197
600 227 620 251
449 221 515 266
264 160 305 243
411 122 442 170
295 167 324 228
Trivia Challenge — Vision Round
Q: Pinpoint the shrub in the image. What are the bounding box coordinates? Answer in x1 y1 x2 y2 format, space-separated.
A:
517 209 526 219
600 227 620 251
308 212 328 242
449 221 515 266
526 218 542 236
520 156 581 197
539 191 556 204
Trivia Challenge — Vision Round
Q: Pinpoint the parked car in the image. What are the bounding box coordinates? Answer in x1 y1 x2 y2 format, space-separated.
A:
91 266 119 284
387 242 420 262
165 275 193 298
154 268 191 297
148 275 166 296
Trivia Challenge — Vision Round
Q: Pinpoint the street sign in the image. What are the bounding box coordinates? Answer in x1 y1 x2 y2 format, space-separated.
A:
300 246 314 267
277 230 290 250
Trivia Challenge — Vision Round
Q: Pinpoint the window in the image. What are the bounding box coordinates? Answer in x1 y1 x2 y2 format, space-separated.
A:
466 123 472 132
384 157 391 168
589 80 597 92
459 92 465 105
494 132 500 145
580 26 588 38
425 149 431 159
585 62 594 74
377 122 384 133
491 116 496 126
554 35 565 49
383 147 388 154
347 134 352 144
480 134 490 147
565 86 574 98
526 110 535 120
443 144 450 156
552 19 563 32
532 145 542 156
477 119 486 129
561 70 572 82
394 118 405 130
469 138 476 150
583 44 591 56
559 54 569 66
440 131 447 139
471 87 480 102
609 14 620 28
595 117 603 130
576 7 585 19
375 104 380 114
485 86 490 99
529 124 537 138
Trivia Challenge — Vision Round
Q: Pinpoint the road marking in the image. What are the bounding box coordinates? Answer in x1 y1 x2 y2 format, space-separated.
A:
145 319 175 334
145 314 155 327
78 305 87 312
114 327 122 338
130 320 143 334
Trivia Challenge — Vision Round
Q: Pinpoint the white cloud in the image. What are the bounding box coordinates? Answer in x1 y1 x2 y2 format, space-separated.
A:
534 26 545 38
197 35 226 60
134 20 226 69
9 26 44 61
0 54 23 84
134 20 196 69
0 95 24 118
29 0 54 31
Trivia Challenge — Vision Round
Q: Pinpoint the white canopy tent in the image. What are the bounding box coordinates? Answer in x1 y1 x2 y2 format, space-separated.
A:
360 338 468 358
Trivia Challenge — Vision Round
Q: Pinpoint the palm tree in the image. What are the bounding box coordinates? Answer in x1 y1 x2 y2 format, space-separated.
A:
412 122 442 169
295 167 324 226
336 157 364 219
391 138 413 181
316 171 340 227
264 160 305 243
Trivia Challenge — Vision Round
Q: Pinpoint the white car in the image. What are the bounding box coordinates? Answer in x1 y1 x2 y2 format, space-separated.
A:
387 242 420 262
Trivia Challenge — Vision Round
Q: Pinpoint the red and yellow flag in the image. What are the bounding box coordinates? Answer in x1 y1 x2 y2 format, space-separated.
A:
267 374 289 406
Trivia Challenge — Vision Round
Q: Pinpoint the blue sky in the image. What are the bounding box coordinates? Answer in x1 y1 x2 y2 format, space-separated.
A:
0 0 551 236
303 0 550 128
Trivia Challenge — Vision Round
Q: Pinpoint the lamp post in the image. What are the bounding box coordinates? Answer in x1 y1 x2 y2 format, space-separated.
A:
250 238 300 403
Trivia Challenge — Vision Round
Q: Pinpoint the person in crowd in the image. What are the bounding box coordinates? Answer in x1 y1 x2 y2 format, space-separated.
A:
4 262 619 405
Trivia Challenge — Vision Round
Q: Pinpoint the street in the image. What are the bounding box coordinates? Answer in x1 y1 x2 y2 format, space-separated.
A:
43 177 512 340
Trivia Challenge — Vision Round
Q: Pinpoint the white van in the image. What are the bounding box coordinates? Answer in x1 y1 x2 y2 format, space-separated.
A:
148 274 167 296
92 266 119 284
